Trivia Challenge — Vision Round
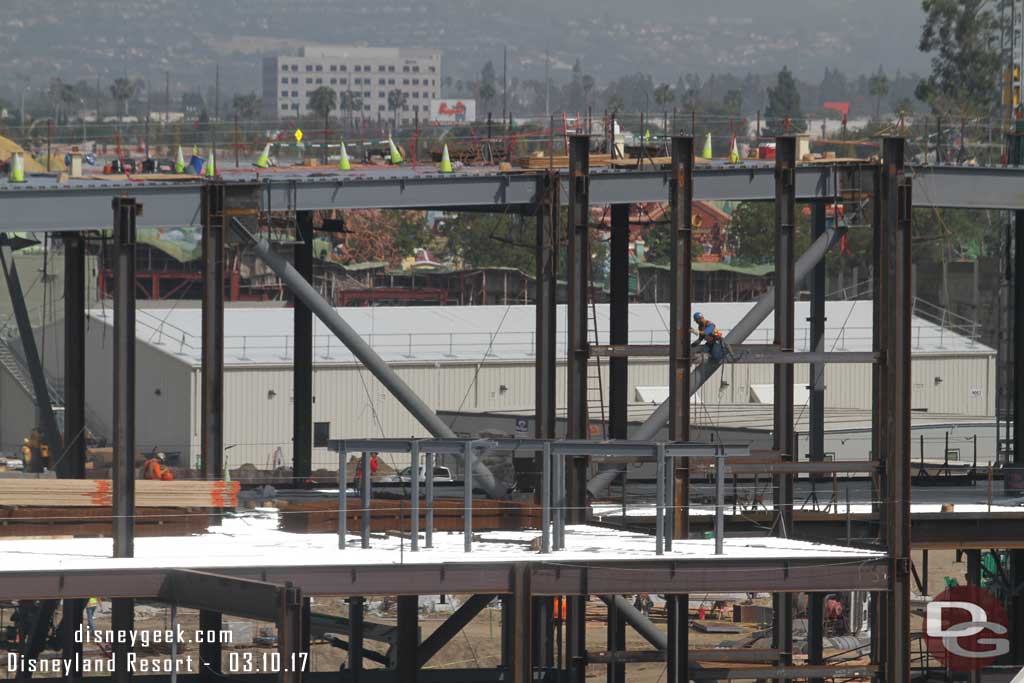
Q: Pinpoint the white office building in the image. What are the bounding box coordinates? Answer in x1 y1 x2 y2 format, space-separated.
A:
262 46 442 123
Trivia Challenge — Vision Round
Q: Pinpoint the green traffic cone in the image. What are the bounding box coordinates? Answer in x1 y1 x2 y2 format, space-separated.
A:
205 149 215 178
439 144 452 173
339 142 352 171
8 152 25 183
255 142 271 169
174 146 186 173
388 136 403 165
701 132 713 160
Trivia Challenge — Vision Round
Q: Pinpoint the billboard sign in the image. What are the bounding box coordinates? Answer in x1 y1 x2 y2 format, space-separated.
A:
430 99 476 123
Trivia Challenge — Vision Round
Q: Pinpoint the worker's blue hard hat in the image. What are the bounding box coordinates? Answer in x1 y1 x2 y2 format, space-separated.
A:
693 312 703 322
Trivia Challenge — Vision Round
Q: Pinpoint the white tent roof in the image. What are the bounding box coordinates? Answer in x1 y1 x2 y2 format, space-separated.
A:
88 301 991 368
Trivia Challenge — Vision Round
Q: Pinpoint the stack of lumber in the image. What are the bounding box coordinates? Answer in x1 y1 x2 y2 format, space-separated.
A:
0 480 239 508
279 498 540 534
0 506 211 538
518 153 612 169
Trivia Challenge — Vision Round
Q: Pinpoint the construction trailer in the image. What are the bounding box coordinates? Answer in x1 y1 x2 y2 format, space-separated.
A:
0 137 1022 682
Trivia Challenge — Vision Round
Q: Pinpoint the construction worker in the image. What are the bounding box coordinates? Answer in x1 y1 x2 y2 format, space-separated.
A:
19 438 31 468
354 452 379 483
39 442 50 470
142 452 174 481
692 312 725 360
85 597 100 636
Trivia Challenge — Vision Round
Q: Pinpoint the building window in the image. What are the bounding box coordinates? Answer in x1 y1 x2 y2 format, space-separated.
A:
340 78 347 84
306 78 313 84
281 64 288 72
412 78 419 85
388 65 395 72
281 103 288 110
291 65 298 71
403 79 409 85
355 65 362 72
429 66 436 73
340 64 347 71
364 105 371 111
315 65 323 72
412 92 419 98
379 65 386 72
364 65 370 71
315 78 322 84
292 91 299 97
330 78 337 85
305 65 313 72
379 104 385 111
330 65 337 72
364 91 370 97
388 79 395 85
291 77 298 84
379 78 386 85
403 66 410 72
413 66 419 72
291 103 299 110
313 422 330 448
281 77 288 84
403 105 409 111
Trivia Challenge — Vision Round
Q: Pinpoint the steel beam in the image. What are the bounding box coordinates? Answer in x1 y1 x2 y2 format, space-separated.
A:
882 137 912 683
565 134 591 525
512 564 532 683
397 595 419 682
624 222 841 446
533 173 558 497
200 183 225 479
277 584 304 683
416 594 495 667
772 138 797 677
1014 207 1024 664
0 238 61 474
348 597 364 679
293 211 314 480
158 569 283 619
112 198 137 559
588 649 779 664
62 234 86 479
236 225 503 498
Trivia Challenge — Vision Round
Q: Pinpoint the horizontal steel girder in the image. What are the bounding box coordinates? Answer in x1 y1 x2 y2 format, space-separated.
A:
0 555 888 601
1 163 1022 232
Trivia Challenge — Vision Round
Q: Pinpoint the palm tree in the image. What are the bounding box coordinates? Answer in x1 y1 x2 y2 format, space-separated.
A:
109 78 137 121
654 83 674 109
307 86 337 163
232 92 260 121
387 89 408 131
868 67 889 121
478 81 496 116
338 90 363 132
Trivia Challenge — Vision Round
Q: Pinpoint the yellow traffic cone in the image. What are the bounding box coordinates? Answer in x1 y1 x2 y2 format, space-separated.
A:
729 135 740 163
255 143 271 169
701 132 713 160
388 136 403 165
174 145 186 173
439 144 452 173
338 142 352 171
8 152 25 183
205 149 215 178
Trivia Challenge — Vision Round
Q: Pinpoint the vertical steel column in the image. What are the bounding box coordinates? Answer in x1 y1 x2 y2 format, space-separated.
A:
199 184 225 683
566 134 591 520
772 136 796 675
807 592 824 683
870 163 888 662
609 203 630 440
809 202 826 464
606 201 630 683
1014 209 1024 664
535 171 559 451
967 550 982 683
513 563 533 683
111 197 138 683
410 441 420 551
348 596 364 679
200 183 225 479
565 135 590 670
277 584 303 683
60 598 85 683
293 211 314 480
361 452 371 548
882 136 912 683
62 234 86 479
666 136 693 683
397 595 419 683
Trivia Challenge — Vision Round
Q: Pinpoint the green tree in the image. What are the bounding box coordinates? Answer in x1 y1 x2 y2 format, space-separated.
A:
308 86 336 121
440 213 535 272
868 67 890 120
654 83 674 109
479 61 497 113
387 88 408 131
726 202 809 265
232 92 260 121
339 90 363 129
109 78 137 121
763 66 806 137
916 0 1003 116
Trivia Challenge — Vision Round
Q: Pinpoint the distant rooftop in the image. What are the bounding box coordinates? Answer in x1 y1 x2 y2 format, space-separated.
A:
87 301 992 368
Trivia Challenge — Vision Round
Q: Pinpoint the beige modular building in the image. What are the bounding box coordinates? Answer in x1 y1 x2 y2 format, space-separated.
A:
5 301 993 469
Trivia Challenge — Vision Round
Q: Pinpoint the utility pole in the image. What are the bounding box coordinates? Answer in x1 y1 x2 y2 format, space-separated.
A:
165 71 170 127
502 45 508 125
544 47 550 120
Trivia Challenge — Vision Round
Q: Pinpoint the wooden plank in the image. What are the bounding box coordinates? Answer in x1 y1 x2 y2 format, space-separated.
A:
0 480 239 507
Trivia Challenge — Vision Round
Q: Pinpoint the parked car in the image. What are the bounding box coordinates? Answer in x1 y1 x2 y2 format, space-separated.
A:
381 465 453 483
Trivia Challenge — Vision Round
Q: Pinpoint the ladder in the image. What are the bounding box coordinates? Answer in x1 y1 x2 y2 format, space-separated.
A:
586 297 607 440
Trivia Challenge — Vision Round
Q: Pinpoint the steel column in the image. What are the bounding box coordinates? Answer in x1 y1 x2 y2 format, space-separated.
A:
666 594 688 683
772 137 796 675
513 564 532 683
200 183 225 479
293 211 314 480
966 549 981 683
609 202 630 441
806 593 824 683
277 584 304 683
882 136 912 683
870 163 888 662
565 134 591 523
534 172 559 469
60 598 85 683
199 609 223 681
62 234 86 479
397 595 419 682
1014 209 1024 664
0 238 61 474
348 597 364 679
606 594 625 683
112 198 137 558
809 203 826 465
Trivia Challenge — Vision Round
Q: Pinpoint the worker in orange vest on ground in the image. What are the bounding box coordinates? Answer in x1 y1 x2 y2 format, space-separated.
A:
142 452 174 481
354 453 379 482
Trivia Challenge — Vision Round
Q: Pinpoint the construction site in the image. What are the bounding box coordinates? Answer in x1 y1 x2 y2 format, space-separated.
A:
1 95 1024 683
